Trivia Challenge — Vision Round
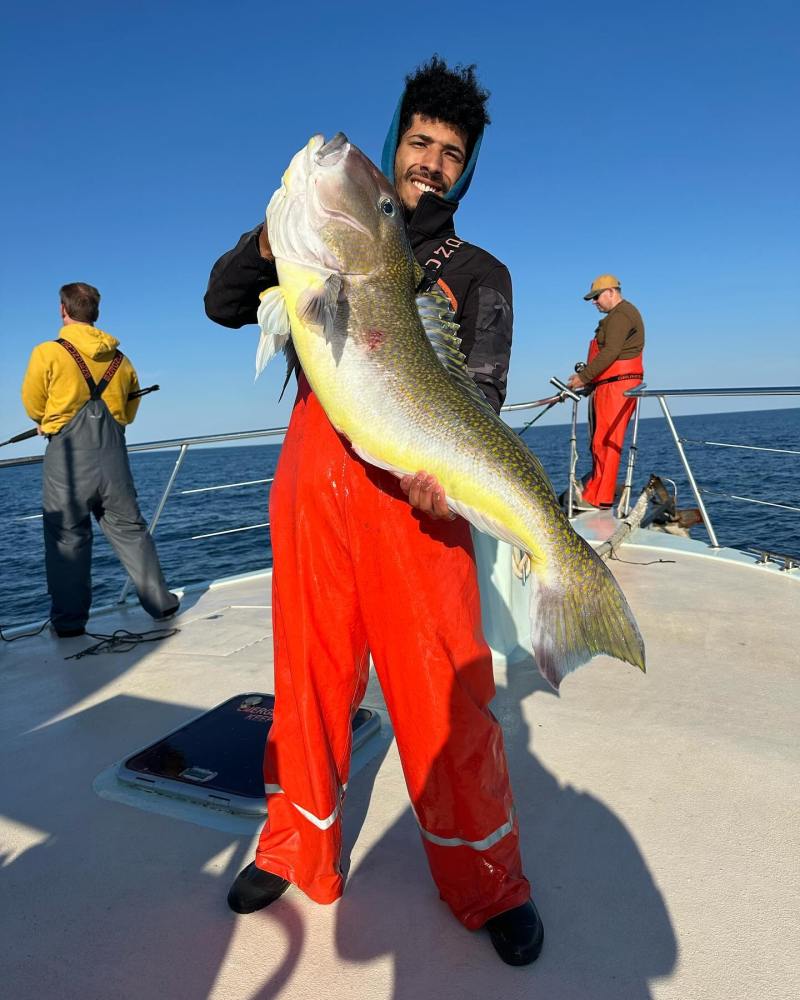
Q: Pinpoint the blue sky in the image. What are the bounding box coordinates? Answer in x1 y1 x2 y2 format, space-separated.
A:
1 0 798 457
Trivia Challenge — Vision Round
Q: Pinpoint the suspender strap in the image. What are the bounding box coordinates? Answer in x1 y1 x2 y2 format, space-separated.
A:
56 338 125 399
94 351 124 398
416 262 445 293
56 338 95 390
415 237 469 295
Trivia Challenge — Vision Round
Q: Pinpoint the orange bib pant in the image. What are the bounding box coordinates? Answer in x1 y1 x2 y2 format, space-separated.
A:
582 347 643 508
255 377 530 929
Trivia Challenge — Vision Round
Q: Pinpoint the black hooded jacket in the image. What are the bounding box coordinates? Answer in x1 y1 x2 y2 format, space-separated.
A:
204 171 513 413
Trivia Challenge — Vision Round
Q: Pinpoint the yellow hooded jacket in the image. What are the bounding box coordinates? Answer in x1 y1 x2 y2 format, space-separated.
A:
21 324 141 435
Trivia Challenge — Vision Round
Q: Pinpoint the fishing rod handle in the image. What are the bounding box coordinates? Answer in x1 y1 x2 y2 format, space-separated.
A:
129 384 160 399
549 376 582 402
3 427 39 445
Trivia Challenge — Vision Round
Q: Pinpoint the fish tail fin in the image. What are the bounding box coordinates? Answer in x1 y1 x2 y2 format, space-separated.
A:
529 545 645 690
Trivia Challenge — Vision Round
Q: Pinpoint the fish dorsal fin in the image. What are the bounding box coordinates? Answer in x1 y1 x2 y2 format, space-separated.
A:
415 287 497 416
255 286 292 380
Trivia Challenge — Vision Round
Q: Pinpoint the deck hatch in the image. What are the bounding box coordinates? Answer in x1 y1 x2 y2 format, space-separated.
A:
116 693 380 816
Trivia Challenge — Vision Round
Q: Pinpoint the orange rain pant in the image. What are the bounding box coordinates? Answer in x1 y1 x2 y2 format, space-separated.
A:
582 347 643 508
255 376 530 930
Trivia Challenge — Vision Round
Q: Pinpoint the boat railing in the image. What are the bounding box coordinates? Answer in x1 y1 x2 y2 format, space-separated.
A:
619 385 800 553
111 392 573 602
3 386 798 614
0 426 289 607
512 381 800 555
1 400 553 607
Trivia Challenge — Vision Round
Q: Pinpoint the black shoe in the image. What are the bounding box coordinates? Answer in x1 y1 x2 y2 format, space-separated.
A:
54 626 86 638
227 862 290 914
153 598 180 621
485 899 544 966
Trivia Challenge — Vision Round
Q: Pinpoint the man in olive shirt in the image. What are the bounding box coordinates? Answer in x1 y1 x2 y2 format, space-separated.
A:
567 274 644 509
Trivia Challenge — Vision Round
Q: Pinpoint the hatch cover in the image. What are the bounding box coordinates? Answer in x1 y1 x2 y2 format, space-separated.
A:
115 693 381 817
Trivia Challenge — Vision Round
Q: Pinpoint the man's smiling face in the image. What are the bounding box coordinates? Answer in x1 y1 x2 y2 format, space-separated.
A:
393 113 468 212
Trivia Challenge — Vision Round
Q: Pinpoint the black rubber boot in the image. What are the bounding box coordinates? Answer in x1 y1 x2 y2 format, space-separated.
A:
153 597 180 621
227 862 290 914
485 899 544 966
54 626 86 638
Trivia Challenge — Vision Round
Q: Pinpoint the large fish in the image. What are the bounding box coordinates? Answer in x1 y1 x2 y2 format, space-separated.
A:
255 132 645 689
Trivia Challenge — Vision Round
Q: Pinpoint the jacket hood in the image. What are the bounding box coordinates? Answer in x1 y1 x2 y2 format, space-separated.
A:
380 95 484 204
58 323 120 360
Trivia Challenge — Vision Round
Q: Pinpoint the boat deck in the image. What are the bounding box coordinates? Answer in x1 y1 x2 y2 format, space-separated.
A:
1 529 797 1000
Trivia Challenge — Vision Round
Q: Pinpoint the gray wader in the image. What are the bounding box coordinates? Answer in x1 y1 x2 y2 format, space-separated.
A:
42 341 176 631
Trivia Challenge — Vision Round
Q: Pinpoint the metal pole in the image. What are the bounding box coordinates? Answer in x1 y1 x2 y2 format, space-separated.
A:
657 396 720 548
545 377 584 519
118 443 190 603
617 396 641 518
567 398 579 518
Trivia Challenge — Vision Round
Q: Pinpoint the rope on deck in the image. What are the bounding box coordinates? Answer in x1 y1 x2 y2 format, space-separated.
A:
595 477 660 561
510 478 659 581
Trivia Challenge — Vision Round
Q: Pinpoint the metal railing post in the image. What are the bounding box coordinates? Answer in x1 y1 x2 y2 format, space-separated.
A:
568 398 579 518
118 443 190 603
657 396 720 548
617 396 642 518
543 376 583 519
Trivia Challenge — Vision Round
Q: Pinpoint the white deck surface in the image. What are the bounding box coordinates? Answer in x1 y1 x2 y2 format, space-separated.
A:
1 536 798 1000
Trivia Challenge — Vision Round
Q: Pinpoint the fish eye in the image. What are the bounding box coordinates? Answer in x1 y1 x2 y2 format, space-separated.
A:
379 197 396 217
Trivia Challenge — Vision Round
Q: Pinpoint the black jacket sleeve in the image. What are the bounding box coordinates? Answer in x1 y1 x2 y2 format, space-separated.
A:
204 226 279 328
456 263 514 413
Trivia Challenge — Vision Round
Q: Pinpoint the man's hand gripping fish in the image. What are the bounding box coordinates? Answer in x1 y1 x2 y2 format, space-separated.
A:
255 132 645 690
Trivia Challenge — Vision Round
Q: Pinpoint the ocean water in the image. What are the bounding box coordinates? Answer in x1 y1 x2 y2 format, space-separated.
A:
1 407 797 628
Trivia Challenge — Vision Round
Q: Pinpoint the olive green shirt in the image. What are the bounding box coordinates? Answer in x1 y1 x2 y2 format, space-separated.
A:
581 299 645 383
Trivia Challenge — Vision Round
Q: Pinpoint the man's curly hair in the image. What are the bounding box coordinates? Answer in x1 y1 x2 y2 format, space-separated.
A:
399 55 491 155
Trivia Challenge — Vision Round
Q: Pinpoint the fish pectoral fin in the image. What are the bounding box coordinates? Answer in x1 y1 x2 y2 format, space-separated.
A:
255 286 292 380
296 273 343 341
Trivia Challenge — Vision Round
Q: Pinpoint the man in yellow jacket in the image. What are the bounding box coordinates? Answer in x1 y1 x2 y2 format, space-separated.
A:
21 282 178 637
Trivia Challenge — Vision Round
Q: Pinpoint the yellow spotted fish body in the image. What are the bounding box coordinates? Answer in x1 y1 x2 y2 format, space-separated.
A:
256 133 644 689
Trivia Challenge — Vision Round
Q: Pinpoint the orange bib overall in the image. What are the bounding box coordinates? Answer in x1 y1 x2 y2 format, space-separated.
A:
581 340 643 508
255 376 530 929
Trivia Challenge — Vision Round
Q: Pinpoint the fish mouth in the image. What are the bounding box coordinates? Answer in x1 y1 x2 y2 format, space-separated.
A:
311 133 369 233
314 132 349 168
266 132 380 276
314 138 372 243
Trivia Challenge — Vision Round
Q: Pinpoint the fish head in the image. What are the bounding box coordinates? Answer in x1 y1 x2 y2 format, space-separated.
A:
267 133 411 280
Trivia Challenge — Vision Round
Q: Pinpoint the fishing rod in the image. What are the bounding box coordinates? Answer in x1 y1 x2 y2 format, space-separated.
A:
129 384 160 400
0 384 160 447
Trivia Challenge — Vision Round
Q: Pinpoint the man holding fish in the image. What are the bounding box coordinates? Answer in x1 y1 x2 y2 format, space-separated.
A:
205 55 641 966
